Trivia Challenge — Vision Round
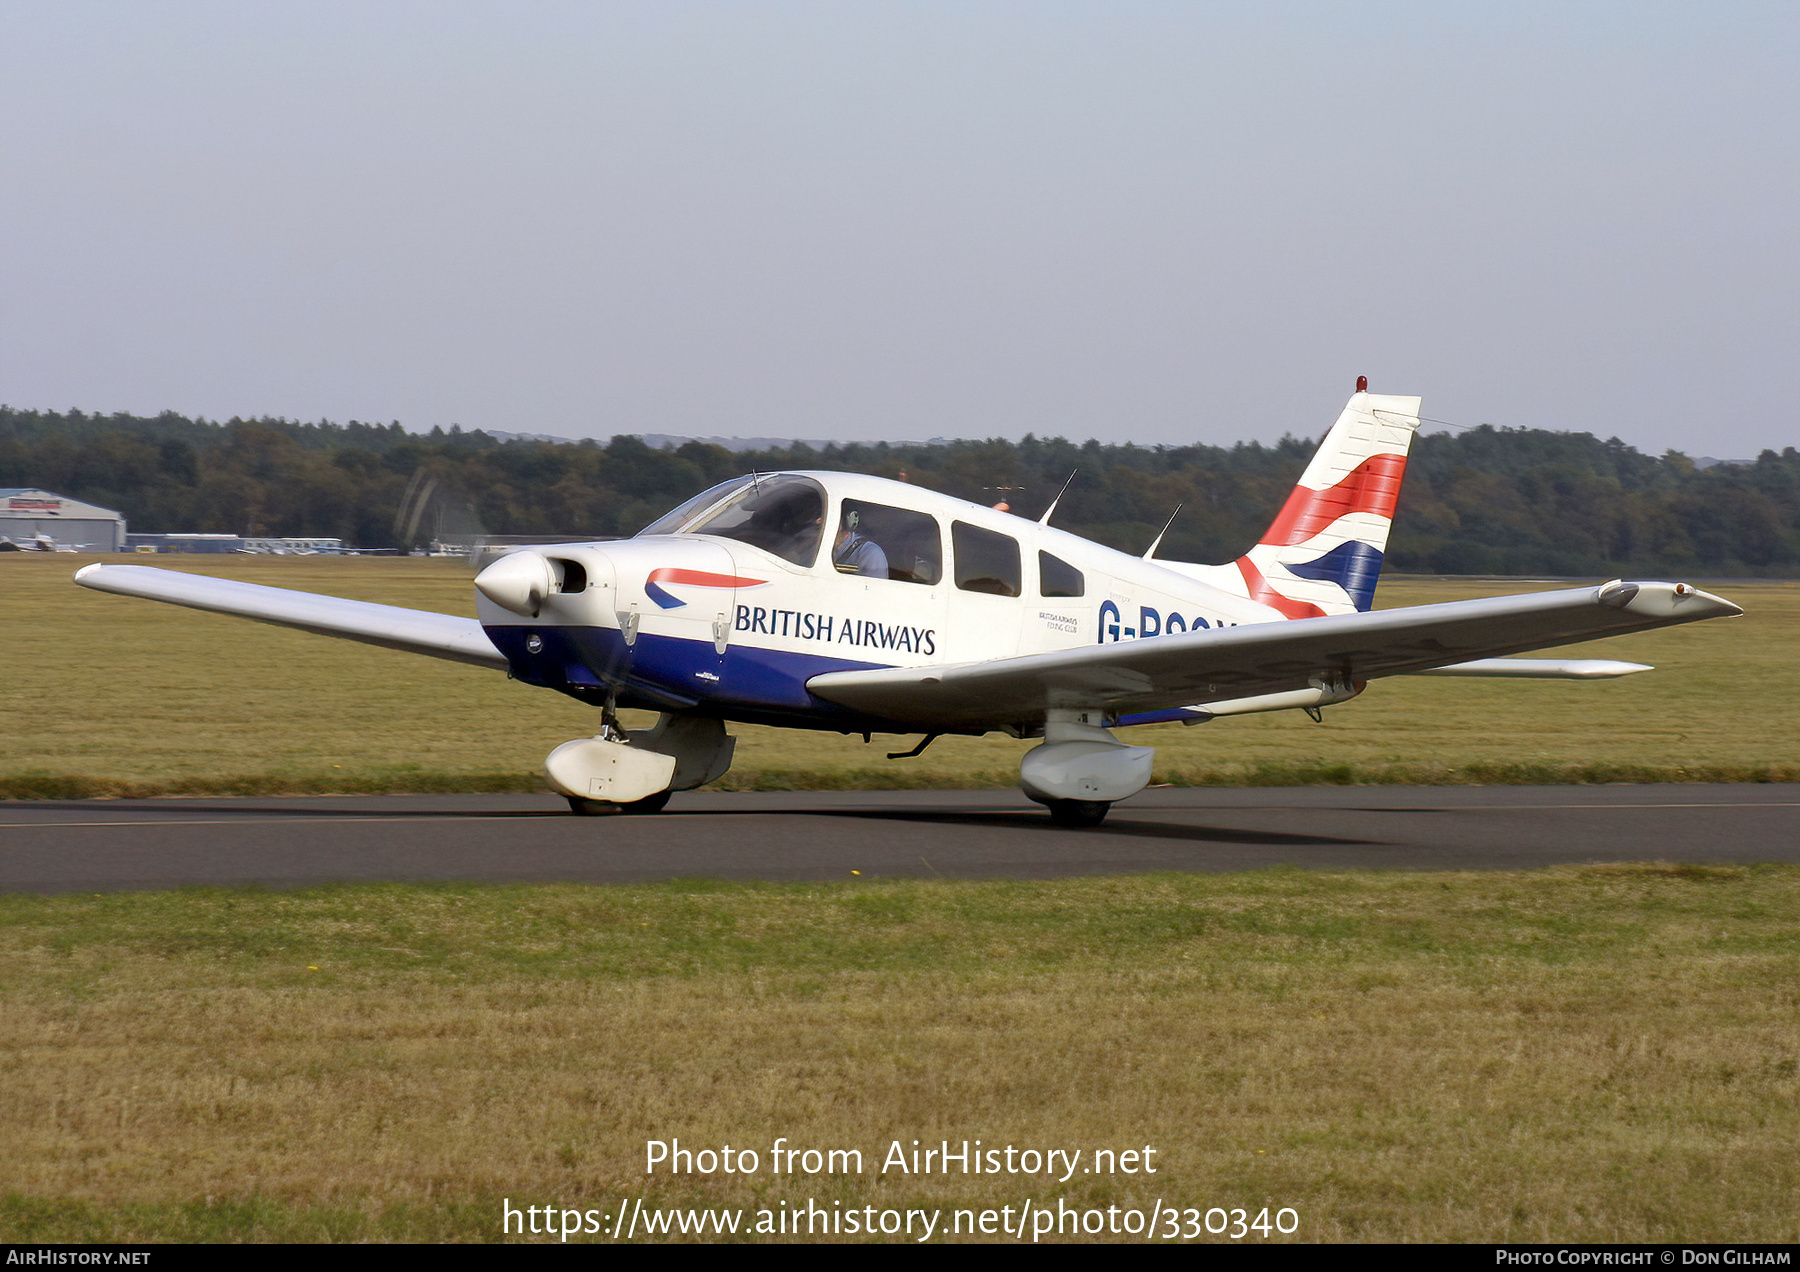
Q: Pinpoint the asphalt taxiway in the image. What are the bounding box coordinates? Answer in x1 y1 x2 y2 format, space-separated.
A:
1 785 1796 893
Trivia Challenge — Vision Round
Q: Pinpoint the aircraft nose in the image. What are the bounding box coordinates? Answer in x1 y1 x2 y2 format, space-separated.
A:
474 549 556 617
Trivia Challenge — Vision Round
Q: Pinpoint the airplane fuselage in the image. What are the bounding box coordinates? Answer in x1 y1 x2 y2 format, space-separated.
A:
474 471 1285 735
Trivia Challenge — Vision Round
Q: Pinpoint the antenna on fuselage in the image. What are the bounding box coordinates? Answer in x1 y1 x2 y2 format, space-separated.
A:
1037 470 1078 527
1142 503 1183 561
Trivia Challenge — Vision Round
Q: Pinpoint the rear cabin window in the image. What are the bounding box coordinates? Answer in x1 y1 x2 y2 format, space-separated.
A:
952 522 1021 597
1038 551 1084 598
834 501 942 584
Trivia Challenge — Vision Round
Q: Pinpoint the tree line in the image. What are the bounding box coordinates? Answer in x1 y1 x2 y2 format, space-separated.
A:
3 404 1797 576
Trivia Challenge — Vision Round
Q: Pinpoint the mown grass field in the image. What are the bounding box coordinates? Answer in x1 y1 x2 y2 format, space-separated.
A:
2 867 1796 1243
2 553 1795 797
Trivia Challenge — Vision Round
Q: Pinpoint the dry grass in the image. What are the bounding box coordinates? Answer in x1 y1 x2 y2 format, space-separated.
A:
2 867 1797 1241
2 554 1794 796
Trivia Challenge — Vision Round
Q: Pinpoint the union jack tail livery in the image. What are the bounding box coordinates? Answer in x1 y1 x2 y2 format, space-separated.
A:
1231 377 1422 618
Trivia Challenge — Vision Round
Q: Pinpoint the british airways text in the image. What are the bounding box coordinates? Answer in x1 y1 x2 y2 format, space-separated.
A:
735 605 937 655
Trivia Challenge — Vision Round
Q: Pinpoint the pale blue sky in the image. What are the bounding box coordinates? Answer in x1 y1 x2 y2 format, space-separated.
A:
2 2 1795 454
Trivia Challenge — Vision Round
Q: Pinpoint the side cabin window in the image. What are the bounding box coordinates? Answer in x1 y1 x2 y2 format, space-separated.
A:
638 475 825 568
952 521 1021 597
833 500 941 584
1038 551 1083 598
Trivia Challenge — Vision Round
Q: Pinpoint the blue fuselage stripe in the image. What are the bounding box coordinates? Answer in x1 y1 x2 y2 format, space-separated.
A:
484 623 893 725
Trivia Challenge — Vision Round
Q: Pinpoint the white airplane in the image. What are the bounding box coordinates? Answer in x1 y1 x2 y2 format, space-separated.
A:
74 380 1741 826
2 533 71 552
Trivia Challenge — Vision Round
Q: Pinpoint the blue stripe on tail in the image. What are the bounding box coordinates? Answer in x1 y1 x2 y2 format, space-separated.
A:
1285 540 1384 612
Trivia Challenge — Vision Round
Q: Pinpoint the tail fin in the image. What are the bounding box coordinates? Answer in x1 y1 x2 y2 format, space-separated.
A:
1234 379 1422 617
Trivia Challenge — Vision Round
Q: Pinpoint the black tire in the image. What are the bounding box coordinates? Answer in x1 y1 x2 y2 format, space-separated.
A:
1047 799 1110 828
565 790 672 816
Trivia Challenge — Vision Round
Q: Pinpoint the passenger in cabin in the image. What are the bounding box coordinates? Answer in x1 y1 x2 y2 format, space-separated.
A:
832 508 889 578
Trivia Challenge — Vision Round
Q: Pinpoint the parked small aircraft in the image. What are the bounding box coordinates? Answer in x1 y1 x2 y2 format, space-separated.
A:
75 380 1741 825
2 533 70 552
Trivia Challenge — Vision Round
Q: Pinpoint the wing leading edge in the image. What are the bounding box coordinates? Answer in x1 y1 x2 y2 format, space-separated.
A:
74 564 507 670
805 580 1740 730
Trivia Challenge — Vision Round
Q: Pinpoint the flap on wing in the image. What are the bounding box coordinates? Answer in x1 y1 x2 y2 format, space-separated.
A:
805 580 1737 729
74 564 508 670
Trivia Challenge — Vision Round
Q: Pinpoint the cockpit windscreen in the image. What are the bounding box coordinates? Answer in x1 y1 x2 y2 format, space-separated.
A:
639 475 826 567
636 477 754 538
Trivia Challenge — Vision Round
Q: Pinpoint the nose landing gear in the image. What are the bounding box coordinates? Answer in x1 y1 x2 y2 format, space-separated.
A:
545 712 735 816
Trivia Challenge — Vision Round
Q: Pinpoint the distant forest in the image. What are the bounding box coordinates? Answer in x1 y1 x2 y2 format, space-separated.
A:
4 404 1798 577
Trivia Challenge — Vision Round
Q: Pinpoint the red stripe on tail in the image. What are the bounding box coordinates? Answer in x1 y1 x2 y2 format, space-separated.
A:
1261 452 1408 548
1235 556 1326 619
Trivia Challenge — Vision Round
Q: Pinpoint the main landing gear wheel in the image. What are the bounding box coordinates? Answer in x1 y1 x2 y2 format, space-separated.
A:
565 790 673 816
1046 799 1110 828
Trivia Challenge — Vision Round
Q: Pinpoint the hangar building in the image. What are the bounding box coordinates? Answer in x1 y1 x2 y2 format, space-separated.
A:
0 489 127 552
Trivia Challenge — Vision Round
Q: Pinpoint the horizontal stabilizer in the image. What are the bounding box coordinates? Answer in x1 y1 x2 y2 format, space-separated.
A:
74 564 507 670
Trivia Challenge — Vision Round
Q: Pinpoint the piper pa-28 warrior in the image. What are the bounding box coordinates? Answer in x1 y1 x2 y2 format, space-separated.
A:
75 379 1742 827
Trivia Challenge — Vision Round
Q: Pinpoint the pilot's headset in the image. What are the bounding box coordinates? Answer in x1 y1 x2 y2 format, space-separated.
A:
840 508 861 536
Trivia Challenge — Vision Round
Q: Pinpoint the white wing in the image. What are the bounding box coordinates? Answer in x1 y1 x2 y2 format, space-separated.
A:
74 564 507 670
805 580 1739 730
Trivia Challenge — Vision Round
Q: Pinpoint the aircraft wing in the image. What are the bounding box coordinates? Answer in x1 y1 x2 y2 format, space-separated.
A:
74 564 507 670
805 580 1739 730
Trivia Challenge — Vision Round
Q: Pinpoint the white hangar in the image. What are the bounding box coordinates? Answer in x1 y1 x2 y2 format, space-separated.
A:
0 489 127 552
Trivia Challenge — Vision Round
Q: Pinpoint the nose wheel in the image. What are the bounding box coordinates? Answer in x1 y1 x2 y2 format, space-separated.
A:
566 791 672 816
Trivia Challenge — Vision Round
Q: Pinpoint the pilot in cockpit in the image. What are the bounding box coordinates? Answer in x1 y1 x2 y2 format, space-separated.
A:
832 508 889 578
